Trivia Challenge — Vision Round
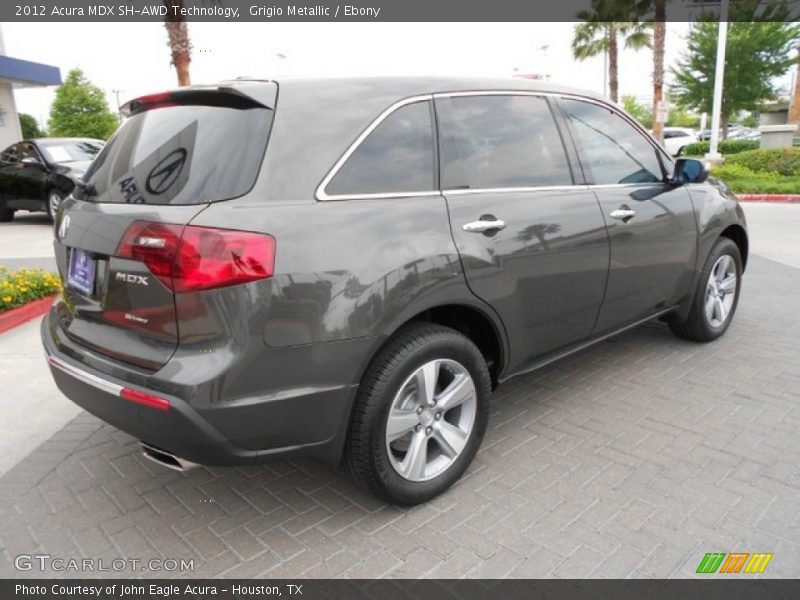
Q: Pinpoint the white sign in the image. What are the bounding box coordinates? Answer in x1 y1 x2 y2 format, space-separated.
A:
656 100 669 124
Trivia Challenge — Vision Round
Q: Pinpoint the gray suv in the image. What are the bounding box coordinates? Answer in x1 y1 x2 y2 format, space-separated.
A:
42 77 747 504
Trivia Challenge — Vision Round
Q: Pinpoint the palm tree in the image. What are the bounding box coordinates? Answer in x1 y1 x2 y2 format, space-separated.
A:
517 223 561 251
789 42 800 125
651 0 667 143
163 0 192 86
572 0 651 105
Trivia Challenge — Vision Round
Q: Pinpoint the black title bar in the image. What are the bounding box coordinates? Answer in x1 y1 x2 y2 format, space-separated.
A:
5 579 800 600
3 0 799 22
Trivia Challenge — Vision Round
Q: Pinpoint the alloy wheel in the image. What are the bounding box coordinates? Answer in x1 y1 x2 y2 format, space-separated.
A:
705 254 737 328
385 359 477 482
48 191 62 218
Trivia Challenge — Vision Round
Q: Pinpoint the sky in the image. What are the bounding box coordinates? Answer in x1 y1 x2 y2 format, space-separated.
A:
0 21 750 128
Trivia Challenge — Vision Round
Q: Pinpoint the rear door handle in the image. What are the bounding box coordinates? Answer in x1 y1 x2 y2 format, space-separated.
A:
609 208 636 221
462 219 507 233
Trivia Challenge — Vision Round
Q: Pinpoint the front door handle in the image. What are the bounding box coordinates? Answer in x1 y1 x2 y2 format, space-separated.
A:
462 218 507 233
609 208 636 222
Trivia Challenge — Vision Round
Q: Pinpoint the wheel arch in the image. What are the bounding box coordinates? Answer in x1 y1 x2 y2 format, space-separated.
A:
720 223 748 272
360 302 507 391
674 223 748 322
401 304 506 389
328 300 508 465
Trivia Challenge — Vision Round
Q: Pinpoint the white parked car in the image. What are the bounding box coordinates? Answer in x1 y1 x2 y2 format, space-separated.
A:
662 127 697 156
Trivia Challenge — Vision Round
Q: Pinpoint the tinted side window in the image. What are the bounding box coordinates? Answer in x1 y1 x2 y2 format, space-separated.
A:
440 95 572 189
19 143 39 161
1 145 19 163
326 101 435 197
562 99 663 185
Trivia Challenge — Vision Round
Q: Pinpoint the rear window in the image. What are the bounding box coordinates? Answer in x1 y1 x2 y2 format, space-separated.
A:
80 105 272 205
440 95 572 189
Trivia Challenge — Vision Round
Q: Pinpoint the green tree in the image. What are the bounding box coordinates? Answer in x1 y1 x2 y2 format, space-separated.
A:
666 106 701 129
671 16 799 137
622 95 653 129
572 0 652 103
48 68 118 140
18 113 44 139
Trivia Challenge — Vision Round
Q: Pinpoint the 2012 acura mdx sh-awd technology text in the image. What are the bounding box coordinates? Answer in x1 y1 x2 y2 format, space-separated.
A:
42 77 747 504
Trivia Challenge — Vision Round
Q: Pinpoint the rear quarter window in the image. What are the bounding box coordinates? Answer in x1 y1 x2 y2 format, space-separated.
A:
324 100 436 198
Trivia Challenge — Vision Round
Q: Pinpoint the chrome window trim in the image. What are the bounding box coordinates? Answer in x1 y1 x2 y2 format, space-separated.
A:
318 190 442 201
443 185 588 196
316 89 673 202
316 94 435 201
585 183 664 189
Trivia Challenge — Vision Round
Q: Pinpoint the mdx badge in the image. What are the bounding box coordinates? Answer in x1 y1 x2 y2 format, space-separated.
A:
116 272 149 285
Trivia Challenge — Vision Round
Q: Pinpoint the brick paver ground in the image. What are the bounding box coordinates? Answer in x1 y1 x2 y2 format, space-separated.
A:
1 254 798 579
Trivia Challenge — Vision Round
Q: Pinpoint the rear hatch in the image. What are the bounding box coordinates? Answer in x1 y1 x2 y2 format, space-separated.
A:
53 84 276 370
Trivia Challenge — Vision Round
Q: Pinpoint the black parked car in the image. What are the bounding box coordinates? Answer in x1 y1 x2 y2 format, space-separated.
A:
0 137 104 222
42 78 747 504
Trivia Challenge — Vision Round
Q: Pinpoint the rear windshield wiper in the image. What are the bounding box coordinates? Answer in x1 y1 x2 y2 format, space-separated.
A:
73 179 97 198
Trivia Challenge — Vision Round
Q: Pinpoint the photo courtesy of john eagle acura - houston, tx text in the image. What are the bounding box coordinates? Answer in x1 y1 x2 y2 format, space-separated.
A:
42 76 747 505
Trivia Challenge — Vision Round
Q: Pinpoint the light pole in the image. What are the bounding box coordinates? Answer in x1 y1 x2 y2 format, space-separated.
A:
603 46 608 98
538 44 550 80
706 0 729 162
112 89 122 115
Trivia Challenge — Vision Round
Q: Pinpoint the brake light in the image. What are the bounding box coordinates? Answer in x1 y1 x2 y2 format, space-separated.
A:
122 92 178 116
117 221 275 293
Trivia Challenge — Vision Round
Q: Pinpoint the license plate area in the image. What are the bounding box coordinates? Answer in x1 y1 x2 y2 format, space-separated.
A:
67 248 97 296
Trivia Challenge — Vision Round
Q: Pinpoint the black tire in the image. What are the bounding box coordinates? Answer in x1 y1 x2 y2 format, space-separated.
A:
344 323 491 505
0 204 13 222
668 237 742 342
46 189 64 222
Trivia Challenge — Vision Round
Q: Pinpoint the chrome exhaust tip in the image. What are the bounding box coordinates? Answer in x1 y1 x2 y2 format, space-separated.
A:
140 442 199 472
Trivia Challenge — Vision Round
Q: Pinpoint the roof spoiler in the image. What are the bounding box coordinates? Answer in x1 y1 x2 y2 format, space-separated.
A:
120 86 272 117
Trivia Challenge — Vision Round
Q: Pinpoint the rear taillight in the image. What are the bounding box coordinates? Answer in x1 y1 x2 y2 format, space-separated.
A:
117 222 182 289
120 387 171 411
117 221 275 293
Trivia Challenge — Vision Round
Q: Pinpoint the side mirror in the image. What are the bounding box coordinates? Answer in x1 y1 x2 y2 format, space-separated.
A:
672 158 709 184
21 157 43 168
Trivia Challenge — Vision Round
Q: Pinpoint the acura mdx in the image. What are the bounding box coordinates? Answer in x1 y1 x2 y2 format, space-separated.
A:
42 77 747 504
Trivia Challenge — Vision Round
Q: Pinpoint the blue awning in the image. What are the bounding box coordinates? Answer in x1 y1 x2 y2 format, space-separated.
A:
0 55 61 88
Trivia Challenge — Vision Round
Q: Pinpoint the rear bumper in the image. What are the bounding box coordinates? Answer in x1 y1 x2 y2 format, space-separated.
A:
41 310 360 466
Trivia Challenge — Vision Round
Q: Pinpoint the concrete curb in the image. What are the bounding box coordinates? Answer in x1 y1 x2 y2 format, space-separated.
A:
738 194 800 203
0 294 56 335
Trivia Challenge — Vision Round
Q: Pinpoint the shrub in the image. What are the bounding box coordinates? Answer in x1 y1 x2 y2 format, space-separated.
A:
713 163 758 179
0 267 61 312
712 162 800 194
682 139 760 156
725 147 800 176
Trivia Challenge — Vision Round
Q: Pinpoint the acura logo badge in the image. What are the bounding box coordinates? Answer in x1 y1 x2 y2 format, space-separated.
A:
146 148 187 195
57 215 70 241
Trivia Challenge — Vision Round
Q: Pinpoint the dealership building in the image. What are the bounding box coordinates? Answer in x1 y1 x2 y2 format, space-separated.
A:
0 27 61 150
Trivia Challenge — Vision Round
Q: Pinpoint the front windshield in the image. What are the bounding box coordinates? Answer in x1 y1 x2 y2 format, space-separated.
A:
40 141 104 164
